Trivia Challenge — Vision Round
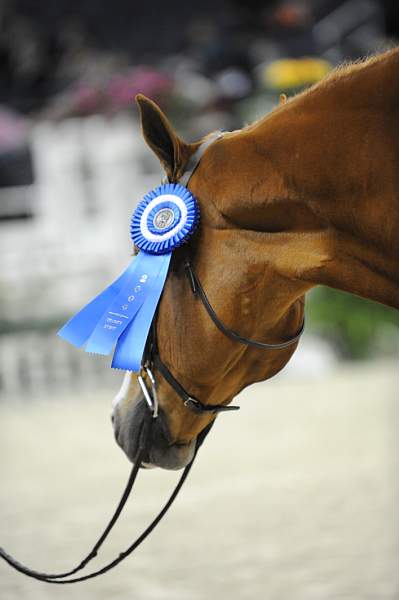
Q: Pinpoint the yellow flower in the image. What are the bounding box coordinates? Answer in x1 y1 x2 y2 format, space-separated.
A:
263 58 332 89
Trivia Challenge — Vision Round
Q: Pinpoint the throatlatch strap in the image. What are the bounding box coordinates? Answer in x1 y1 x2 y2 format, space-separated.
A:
185 262 305 351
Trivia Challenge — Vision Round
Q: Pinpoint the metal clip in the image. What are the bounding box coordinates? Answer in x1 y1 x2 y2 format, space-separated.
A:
137 366 159 419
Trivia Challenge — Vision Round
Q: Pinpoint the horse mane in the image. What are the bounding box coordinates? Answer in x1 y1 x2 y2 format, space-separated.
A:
241 46 399 133
294 47 395 95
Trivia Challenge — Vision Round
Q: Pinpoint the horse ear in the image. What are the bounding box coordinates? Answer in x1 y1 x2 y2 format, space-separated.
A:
135 94 190 180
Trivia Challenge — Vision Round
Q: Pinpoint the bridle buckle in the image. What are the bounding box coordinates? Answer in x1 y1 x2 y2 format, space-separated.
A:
137 366 159 419
183 397 204 414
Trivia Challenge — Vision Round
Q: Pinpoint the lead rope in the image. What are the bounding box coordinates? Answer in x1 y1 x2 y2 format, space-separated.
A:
0 413 210 584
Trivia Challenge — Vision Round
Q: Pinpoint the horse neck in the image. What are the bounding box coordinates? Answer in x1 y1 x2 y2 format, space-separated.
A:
225 50 399 309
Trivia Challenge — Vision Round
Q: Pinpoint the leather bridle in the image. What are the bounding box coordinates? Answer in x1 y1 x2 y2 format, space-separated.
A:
0 130 305 584
138 130 304 417
140 259 304 417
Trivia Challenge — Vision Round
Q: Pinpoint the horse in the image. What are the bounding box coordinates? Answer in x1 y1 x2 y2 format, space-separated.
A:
112 47 399 470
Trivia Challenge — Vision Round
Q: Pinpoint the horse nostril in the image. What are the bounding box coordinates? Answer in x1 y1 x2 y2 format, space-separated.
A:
111 413 120 441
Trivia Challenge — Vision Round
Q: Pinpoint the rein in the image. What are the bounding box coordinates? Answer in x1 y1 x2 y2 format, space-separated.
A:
0 413 214 584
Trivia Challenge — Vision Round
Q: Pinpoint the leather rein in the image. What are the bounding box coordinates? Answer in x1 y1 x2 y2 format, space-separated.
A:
0 131 304 584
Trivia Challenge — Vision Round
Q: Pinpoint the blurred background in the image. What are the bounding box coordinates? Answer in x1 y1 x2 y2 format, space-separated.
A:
0 1 398 599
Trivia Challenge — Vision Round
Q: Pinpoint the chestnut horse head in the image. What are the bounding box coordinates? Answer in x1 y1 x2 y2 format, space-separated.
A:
113 49 399 469
112 95 305 469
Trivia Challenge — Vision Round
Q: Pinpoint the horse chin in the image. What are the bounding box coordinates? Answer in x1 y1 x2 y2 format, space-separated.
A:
113 397 196 470
144 440 196 470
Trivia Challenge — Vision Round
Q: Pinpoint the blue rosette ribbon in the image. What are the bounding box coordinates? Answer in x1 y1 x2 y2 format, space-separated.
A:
58 183 199 372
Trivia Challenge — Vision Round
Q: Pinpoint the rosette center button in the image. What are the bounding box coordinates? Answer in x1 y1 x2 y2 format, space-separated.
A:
153 208 175 230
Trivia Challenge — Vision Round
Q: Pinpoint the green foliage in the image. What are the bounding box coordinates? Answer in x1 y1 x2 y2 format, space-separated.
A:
307 287 399 359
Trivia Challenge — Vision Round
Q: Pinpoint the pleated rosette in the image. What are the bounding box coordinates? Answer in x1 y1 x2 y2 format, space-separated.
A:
130 183 199 255
58 182 200 371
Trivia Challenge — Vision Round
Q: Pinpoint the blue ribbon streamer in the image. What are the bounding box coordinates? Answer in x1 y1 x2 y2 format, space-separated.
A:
111 253 171 371
58 182 200 373
84 252 165 355
58 252 171 371
58 259 140 348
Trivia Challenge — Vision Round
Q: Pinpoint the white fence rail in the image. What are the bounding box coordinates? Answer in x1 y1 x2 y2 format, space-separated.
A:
0 330 121 399
0 115 159 398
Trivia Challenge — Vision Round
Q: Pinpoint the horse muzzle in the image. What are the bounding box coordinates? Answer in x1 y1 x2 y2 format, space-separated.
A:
112 397 196 470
